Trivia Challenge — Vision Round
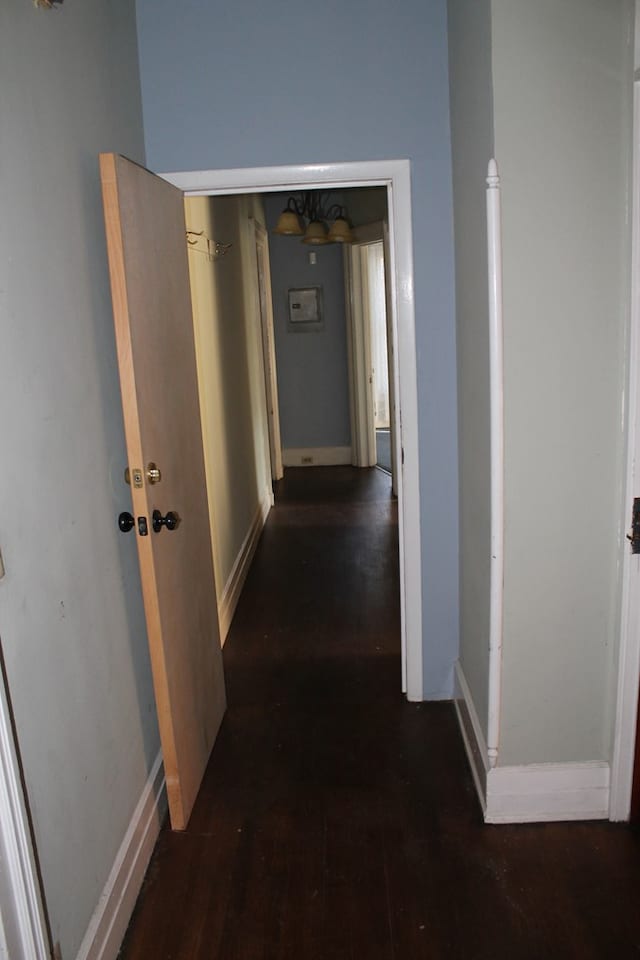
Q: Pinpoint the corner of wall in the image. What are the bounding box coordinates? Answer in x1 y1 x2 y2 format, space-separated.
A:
455 660 611 824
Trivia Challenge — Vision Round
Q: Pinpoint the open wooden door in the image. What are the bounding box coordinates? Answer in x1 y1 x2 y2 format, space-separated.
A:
100 154 226 830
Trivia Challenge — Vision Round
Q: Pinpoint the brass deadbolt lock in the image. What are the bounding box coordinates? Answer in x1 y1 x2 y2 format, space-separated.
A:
124 463 162 486
146 462 162 484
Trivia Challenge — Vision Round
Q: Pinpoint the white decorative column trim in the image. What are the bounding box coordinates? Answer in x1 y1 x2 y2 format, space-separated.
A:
486 159 505 768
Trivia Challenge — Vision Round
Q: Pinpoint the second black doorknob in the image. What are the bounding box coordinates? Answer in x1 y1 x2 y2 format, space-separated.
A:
152 509 179 533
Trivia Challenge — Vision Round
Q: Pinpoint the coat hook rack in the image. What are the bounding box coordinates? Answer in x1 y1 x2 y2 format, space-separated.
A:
186 229 232 262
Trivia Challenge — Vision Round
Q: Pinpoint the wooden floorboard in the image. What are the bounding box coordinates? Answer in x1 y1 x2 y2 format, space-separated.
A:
120 466 640 959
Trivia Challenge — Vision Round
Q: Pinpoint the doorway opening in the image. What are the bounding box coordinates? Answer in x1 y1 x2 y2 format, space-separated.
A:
184 183 398 653
344 217 398 495
167 160 422 701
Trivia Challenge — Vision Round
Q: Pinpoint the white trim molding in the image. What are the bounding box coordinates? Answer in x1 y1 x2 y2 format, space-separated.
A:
610 78 640 821
0 667 49 960
218 489 272 643
485 762 610 824
164 161 393 196
455 661 611 823
454 662 489 814
76 751 166 960
486 159 505 768
282 446 352 467
163 160 423 701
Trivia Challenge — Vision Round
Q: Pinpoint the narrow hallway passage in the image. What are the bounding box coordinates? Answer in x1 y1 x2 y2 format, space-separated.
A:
120 468 640 960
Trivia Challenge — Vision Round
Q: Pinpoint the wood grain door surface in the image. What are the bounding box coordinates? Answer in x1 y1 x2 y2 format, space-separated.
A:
100 153 226 830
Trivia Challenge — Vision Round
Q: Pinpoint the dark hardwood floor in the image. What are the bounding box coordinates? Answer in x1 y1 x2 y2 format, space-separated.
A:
120 466 640 959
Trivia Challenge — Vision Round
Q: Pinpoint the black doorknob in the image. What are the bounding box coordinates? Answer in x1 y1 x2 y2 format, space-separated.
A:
118 511 135 533
152 509 180 533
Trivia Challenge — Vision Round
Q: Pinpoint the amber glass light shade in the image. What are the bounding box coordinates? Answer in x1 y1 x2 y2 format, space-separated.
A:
327 217 353 243
274 209 303 236
302 220 329 245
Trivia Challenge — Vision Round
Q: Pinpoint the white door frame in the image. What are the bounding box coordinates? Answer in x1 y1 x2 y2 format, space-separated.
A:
610 79 640 821
0 667 50 959
345 221 398 493
163 160 423 700
382 220 400 496
344 239 377 468
252 218 284 482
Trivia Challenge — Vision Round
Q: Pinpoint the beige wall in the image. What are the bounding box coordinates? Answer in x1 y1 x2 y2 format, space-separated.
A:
448 0 495 741
186 195 272 633
492 0 633 764
448 0 634 768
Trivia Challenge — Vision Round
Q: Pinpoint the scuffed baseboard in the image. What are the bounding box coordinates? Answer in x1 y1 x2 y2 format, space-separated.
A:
217 488 272 643
76 751 166 960
453 661 489 815
485 761 610 823
454 660 610 823
282 446 352 467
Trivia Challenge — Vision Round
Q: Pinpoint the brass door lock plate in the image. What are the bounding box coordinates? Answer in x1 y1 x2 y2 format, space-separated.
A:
124 467 144 489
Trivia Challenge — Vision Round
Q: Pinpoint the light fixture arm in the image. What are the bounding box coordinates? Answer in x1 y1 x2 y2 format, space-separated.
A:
283 192 344 223
273 191 353 244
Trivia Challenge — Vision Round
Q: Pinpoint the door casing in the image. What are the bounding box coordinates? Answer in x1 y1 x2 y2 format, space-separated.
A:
0 667 50 959
164 160 423 700
610 78 640 820
345 221 398 494
252 218 283 482
344 237 377 469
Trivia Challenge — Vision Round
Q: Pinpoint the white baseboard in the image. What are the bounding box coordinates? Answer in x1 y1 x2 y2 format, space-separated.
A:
217 489 272 644
75 751 166 960
282 446 352 467
485 761 610 824
453 661 489 815
454 660 611 823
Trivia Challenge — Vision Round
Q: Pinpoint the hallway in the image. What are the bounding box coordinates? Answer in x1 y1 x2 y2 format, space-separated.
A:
120 468 640 960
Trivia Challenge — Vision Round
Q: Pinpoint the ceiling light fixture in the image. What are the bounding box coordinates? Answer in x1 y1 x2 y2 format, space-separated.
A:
273 191 353 245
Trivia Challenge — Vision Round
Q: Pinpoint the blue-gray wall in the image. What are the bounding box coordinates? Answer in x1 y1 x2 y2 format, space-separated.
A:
264 194 351 450
135 0 459 697
0 2 158 956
